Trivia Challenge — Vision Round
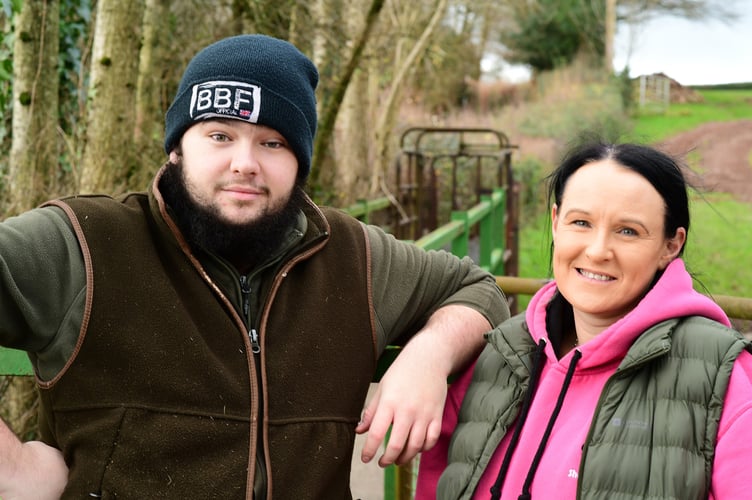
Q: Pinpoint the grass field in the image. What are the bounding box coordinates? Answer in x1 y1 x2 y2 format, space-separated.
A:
627 88 752 143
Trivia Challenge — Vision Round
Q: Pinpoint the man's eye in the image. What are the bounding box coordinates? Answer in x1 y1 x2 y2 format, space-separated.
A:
210 133 230 142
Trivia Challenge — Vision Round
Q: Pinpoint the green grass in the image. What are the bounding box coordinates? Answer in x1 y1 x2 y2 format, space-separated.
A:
516 211 550 310
627 88 752 143
684 193 752 297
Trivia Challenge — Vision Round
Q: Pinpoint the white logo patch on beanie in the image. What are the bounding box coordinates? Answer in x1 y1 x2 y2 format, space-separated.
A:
189 80 261 123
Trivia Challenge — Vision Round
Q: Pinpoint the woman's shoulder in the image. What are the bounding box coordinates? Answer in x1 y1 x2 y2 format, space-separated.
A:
673 315 748 347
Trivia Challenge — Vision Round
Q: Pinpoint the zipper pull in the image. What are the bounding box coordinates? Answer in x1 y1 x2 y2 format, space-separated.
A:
250 328 261 354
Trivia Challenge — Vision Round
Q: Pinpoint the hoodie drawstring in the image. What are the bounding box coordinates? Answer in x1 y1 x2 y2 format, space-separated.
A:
490 339 547 500
489 343 583 500
517 348 581 500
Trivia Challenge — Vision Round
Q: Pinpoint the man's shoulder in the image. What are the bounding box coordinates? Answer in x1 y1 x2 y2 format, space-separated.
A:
43 192 152 234
305 203 365 233
49 192 149 214
318 205 360 222
53 191 148 205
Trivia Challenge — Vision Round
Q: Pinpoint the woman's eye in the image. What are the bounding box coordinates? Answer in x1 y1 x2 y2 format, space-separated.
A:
620 227 637 236
573 220 588 227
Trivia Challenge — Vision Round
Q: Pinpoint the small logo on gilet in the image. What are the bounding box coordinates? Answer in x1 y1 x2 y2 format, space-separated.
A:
189 80 261 123
610 417 649 430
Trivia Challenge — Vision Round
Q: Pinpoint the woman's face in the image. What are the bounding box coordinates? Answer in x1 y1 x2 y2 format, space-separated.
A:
551 159 686 328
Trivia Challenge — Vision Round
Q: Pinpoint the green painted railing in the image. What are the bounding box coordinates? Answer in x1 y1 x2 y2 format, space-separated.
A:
349 189 508 499
414 189 506 275
341 196 394 225
0 348 31 376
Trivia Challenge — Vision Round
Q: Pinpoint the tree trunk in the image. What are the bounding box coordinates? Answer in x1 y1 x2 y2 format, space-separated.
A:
310 0 332 70
79 0 145 194
8 0 61 213
133 0 171 190
605 0 617 73
4 0 60 441
332 0 372 204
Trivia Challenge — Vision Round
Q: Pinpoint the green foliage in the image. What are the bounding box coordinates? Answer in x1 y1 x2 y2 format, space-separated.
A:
58 0 91 128
501 0 604 71
0 0 20 191
694 82 752 91
515 155 547 222
57 0 92 175
412 28 479 112
519 80 630 139
617 66 633 111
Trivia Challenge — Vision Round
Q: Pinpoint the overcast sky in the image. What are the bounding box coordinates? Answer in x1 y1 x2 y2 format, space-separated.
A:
489 4 752 86
613 6 752 86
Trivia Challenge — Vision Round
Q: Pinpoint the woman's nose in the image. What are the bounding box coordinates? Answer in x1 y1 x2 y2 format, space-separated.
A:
584 232 613 261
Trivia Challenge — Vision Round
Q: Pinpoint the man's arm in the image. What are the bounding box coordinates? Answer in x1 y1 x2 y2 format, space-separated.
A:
363 224 507 353
356 304 490 466
0 207 82 496
0 207 87 380
0 418 67 499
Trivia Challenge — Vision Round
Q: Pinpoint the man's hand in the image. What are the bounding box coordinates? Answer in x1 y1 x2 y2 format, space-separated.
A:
356 334 448 467
0 420 68 500
356 304 490 467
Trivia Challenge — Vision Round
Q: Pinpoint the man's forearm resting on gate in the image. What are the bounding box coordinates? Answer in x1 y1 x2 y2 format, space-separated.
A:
356 304 491 467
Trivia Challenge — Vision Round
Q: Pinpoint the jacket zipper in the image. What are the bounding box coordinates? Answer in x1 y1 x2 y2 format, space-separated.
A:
240 275 267 498
240 276 261 354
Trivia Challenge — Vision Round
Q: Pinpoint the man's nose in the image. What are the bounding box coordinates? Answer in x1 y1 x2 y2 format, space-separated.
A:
231 141 260 175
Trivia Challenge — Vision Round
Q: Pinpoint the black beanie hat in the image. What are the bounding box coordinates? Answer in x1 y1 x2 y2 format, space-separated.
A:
164 34 319 180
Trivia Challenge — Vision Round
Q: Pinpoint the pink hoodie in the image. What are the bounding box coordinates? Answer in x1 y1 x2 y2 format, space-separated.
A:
416 259 752 499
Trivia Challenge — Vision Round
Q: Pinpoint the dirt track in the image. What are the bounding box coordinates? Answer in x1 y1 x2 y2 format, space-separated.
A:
657 119 752 204
516 119 752 204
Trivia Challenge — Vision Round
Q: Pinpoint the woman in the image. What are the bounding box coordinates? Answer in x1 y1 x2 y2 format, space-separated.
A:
416 140 752 499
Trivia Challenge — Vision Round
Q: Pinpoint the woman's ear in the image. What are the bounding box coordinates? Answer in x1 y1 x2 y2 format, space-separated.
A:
660 227 687 269
551 204 559 236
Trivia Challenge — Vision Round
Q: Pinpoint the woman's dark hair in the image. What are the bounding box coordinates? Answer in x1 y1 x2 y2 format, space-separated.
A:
546 139 690 256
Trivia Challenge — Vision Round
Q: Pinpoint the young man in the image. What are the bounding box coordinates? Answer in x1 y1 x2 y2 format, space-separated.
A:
0 34 508 498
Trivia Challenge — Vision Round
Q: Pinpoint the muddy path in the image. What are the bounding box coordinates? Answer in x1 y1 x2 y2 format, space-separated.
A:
657 119 752 204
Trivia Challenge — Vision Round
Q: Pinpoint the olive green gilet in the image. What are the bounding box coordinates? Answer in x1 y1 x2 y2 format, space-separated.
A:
439 314 749 500
36 193 376 499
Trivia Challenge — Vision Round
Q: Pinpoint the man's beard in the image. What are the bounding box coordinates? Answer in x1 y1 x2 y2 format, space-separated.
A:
160 159 307 273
